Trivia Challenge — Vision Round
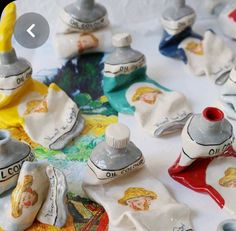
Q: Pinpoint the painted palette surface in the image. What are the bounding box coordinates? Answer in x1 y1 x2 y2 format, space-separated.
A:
1 53 117 231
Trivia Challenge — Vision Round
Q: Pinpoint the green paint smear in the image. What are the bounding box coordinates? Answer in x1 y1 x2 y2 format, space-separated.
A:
103 67 171 114
34 134 105 162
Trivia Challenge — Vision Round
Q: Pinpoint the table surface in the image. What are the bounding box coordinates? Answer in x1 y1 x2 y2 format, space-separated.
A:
14 18 236 231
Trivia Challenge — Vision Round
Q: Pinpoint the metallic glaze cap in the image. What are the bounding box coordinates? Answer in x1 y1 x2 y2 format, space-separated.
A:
63 0 107 23
162 0 195 21
0 49 32 78
0 129 32 168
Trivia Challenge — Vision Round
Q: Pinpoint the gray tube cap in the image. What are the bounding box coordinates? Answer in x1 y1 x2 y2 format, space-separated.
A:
0 49 32 78
64 0 107 23
162 0 195 21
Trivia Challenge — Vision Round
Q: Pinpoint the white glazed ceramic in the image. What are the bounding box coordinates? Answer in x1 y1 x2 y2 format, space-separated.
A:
0 162 69 230
1 161 49 231
161 0 196 35
103 33 192 136
0 130 34 195
59 0 109 32
54 26 112 59
178 30 234 84
219 3 236 40
207 0 236 40
0 3 85 150
37 165 68 227
221 67 236 120
177 107 233 167
83 167 193 231
83 123 193 230
54 0 112 59
85 123 145 185
169 107 236 216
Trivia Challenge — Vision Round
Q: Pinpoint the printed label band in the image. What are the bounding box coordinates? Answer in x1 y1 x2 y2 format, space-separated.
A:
0 67 32 92
88 156 145 180
60 10 109 31
0 151 34 182
104 56 146 77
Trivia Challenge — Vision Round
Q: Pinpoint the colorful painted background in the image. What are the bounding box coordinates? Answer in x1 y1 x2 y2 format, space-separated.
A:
3 53 118 231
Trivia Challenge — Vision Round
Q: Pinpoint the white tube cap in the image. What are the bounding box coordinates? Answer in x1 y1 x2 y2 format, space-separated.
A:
112 33 132 48
105 123 130 149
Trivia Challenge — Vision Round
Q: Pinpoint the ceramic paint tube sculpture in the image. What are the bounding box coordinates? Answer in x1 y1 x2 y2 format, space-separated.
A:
206 0 236 40
55 0 112 59
103 33 192 136
85 123 145 185
0 130 34 195
220 67 236 120
60 0 109 32
37 165 68 227
0 3 85 150
1 162 49 231
159 0 201 58
168 107 236 216
159 1 235 85
54 28 112 59
178 30 235 85
83 123 193 231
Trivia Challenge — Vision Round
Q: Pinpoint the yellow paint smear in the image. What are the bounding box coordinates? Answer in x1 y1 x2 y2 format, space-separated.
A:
0 3 16 52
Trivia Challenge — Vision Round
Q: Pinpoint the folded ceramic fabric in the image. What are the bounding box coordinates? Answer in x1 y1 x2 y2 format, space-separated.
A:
168 107 236 216
0 3 84 150
206 0 236 40
178 30 235 84
37 165 68 227
220 67 236 120
103 33 192 136
0 162 49 231
54 0 113 59
159 0 235 85
83 123 193 231
0 162 68 231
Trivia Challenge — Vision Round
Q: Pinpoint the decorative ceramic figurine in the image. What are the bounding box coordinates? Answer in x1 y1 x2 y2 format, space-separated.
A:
217 219 236 231
0 3 85 150
103 33 192 136
37 165 68 227
54 0 112 59
220 66 236 120
206 0 236 40
0 130 34 195
83 123 193 231
86 123 145 184
168 107 236 216
159 0 235 85
0 162 68 231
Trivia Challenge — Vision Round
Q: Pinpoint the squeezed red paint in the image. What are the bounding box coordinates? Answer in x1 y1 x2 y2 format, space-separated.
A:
229 9 236 22
169 146 236 209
